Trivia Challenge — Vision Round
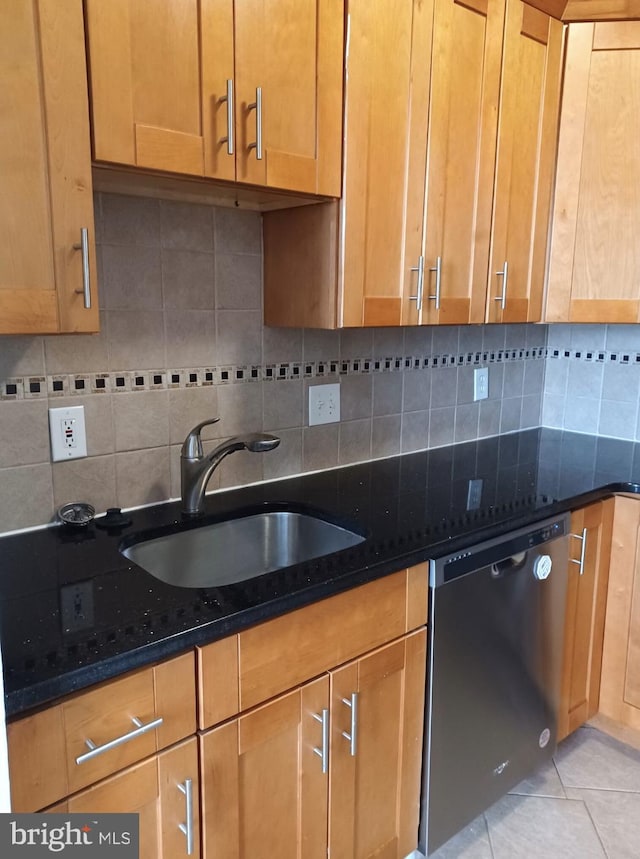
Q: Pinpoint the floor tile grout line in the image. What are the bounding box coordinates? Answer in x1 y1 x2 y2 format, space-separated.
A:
551 757 568 798
580 799 611 859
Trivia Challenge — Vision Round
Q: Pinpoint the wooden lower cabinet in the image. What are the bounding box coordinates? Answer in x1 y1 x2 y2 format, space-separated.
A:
599 495 640 730
558 499 614 740
51 738 200 859
199 629 427 859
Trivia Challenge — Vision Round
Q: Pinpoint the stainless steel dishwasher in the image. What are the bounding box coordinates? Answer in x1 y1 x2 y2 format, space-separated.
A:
420 513 570 856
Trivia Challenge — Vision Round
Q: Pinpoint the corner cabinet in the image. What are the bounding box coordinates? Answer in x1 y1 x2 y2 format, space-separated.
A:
0 0 99 334
85 0 343 197
558 499 614 741
546 22 640 323
264 0 563 329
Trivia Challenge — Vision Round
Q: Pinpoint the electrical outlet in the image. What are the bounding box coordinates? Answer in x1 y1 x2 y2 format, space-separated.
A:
60 581 94 633
308 383 340 426
466 478 483 511
49 405 87 462
473 367 489 401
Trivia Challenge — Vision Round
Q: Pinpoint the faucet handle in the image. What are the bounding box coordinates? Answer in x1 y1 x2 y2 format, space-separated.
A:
181 418 220 459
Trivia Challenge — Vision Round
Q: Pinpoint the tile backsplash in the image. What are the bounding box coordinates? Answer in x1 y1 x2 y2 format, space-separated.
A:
0 193 547 534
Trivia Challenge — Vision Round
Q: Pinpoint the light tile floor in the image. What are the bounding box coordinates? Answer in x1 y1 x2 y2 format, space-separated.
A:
430 726 640 859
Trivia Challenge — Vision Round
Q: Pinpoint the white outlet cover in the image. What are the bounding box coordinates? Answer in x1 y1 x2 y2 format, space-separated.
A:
49 405 87 462
308 383 340 426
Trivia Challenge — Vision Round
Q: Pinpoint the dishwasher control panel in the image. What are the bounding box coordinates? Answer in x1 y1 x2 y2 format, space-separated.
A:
433 514 569 586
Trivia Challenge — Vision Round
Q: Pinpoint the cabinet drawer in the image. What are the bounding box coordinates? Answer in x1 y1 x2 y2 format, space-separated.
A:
8 651 196 811
197 565 428 728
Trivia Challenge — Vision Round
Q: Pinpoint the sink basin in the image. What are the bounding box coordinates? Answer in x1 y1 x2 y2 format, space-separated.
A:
121 510 365 588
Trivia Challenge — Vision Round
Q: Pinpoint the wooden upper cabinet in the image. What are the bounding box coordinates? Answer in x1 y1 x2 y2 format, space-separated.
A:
0 0 98 334
264 0 434 328
486 0 563 323
418 0 505 326
86 0 343 196
341 0 433 327
86 0 205 176
546 22 640 322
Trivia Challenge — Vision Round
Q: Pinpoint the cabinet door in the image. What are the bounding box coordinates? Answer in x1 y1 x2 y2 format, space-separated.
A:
486 0 563 323
558 499 614 741
329 629 427 859
200 676 329 859
233 0 343 196
420 0 505 326
547 22 640 323
0 0 98 334
86 0 205 176
599 495 640 730
341 0 433 327
66 738 200 859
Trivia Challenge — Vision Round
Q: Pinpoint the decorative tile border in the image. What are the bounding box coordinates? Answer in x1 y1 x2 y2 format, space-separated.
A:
0 346 546 401
548 348 640 365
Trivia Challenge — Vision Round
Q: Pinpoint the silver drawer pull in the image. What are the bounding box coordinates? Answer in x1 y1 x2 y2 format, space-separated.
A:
312 708 329 774
341 693 358 757
178 778 194 855
570 527 588 576
75 715 163 765
73 227 91 309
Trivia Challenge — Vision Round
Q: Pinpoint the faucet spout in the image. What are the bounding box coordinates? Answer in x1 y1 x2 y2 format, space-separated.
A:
180 424 280 516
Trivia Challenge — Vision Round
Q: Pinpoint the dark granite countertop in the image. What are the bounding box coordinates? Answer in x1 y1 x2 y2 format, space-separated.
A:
2 428 639 719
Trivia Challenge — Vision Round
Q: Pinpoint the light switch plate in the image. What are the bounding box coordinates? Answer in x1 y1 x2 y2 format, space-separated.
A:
49 405 87 461
308 383 340 426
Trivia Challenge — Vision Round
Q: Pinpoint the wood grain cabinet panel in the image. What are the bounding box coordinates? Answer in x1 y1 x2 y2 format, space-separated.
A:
64 738 200 859
264 0 563 329
200 631 426 859
86 0 343 196
0 0 98 334
599 495 640 729
558 499 614 741
547 22 640 322
8 652 196 812
487 0 563 323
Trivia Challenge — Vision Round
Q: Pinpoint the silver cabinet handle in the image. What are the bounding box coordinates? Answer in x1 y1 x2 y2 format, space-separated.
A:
218 79 234 155
178 778 194 855
312 708 329 774
494 260 508 311
409 256 425 311
429 256 442 310
73 227 91 309
75 716 163 765
341 693 358 757
247 87 263 160
570 527 588 576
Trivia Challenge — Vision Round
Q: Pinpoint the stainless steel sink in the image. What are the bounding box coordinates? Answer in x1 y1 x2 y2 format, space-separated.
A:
121 510 365 588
